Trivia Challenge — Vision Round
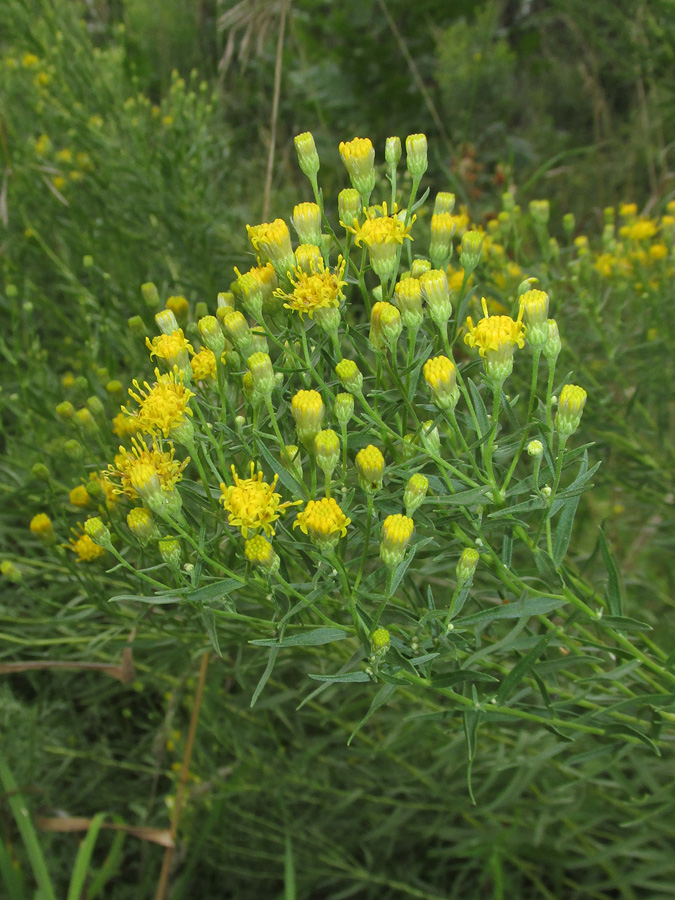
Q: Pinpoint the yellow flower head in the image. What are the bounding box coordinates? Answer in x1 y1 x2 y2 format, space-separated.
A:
190 347 217 381
112 411 141 438
220 462 299 538
166 295 189 321
66 526 106 562
355 444 385 492
627 219 657 242
30 513 54 541
246 219 294 274
339 137 376 196
69 485 91 507
293 496 351 549
423 355 459 409
244 534 280 572
291 389 325 446
146 329 193 372
465 298 525 383
380 514 414 566
276 256 346 319
105 437 188 500
347 202 414 282
21 52 40 68
124 368 194 438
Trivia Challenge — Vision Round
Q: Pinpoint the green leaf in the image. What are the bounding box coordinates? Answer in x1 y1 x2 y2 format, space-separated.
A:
67 813 106 900
496 632 554 703
488 495 547 518
389 544 418 596
108 593 182 605
0 833 23 900
201 607 222 657
552 493 580 568
598 527 623 616
250 627 351 648
86 825 126 900
602 724 661 756
257 438 305 497
432 670 498 688
434 487 491 506
532 549 563 587
308 671 371 683
463 693 481 805
187 579 241 604
250 646 279 708
600 615 652 633
284 831 296 900
502 528 513 567
467 378 489 436
454 595 566 629
348 683 398 745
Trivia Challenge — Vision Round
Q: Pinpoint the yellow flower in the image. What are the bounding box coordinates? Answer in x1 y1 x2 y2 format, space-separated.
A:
619 203 638 218
105 437 187 500
244 535 280 572
124 368 194 438
275 256 346 319
339 137 376 197
246 219 295 275
21 52 39 68
69 485 91 507
291 389 325 446
423 356 459 409
380 514 414 566
66 527 106 562
220 462 299 538
465 297 525 384
166 295 189 321
293 497 351 549
146 329 193 372
347 202 414 282
355 444 385 492
627 220 657 242
190 347 217 381
34 134 51 156
56 148 73 164
649 242 668 261
30 513 54 541
112 411 141 438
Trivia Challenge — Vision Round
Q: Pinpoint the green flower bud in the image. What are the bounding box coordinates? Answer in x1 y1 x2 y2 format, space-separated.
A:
456 548 479 586
385 136 401 167
141 282 161 308
404 473 429 517
370 626 391 656
405 133 428 180
314 429 340 479
334 393 354 427
294 131 320 179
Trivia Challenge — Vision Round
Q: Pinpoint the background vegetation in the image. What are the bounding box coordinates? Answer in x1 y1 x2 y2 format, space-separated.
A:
1 1 674 898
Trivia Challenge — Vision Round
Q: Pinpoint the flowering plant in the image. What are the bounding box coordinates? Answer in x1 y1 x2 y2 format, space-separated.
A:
20 133 673 762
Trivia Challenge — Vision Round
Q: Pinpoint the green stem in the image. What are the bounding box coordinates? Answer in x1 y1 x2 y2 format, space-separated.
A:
501 349 541 495
354 493 374 591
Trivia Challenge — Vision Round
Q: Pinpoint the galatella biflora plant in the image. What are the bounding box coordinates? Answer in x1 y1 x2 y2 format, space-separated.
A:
23 133 675 761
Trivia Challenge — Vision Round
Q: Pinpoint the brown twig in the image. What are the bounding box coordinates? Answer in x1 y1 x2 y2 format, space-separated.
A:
154 650 210 900
262 0 289 221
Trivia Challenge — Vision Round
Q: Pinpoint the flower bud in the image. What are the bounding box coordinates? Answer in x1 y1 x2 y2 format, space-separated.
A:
355 444 385 492
294 243 323 274
222 311 254 358
502 192 516 213
411 259 431 278
459 230 484 272
339 137 376 199
293 497 351 550
127 507 159 545
423 356 459 410
159 537 181 569
30 513 54 542
195 301 209 321
292 389 324 448
217 291 236 315
420 421 440 456
335 359 363 395
334 393 354 427
385 136 401 168
405 133 428 180
529 199 550 227
314 429 340 479
155 308 179 336
1 561 23 583
520 289 550 350
555 385 587 437
128 315 147 338
404 473 429 517
75 407 98 434
84 516 113 549
198 316 226 356
247 352 275 397
245 534 280 573
31 463 51 482
370 626 391 656
542 319 561 364
338 189 362 229
166 295 189 326
141 282 160 308
380 514 414 567
294 131 320 179
527 440 544 458
292 202 322 246
69 485 90 507
420 269 452 330
247 219 295 279
562 213 575 238
434 192 455 215
456 548 479 586
106 380 123 400
86 395 105 419
393 278 423 331
430 213 456 269
370 301 402 352
281 444 303 482
56 400 75 423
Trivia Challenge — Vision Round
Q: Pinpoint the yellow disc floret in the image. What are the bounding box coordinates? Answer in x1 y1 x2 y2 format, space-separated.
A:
220 462 299 538
464 297 526 384
380 514 414 567
105 437 188 500
275 256 346 319
293 496 351 550
124 368 194 438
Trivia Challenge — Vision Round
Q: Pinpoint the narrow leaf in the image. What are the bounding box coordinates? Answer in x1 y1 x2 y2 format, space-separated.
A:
308 671 370 683
552 494 580 568
598 528 624 616
251 627 350 648
67 813 106 900
201 607 222 657
348 683 398 745
455 595 566 628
